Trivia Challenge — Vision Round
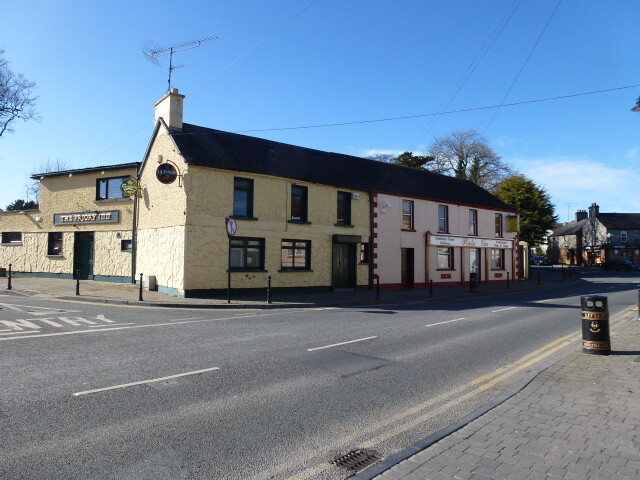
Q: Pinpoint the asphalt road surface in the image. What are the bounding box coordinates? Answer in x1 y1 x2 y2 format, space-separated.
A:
0 271 637 479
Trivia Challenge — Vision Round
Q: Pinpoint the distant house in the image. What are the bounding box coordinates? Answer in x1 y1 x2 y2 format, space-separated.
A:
548 203 640 265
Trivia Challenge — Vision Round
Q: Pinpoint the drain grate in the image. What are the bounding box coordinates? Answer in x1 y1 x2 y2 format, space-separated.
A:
332 448 382 473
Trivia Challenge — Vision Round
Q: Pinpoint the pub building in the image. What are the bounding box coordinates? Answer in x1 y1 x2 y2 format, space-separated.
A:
0 89 519 296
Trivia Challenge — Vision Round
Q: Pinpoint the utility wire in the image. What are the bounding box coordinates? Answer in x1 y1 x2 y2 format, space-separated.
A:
482 0 563 136
233 84 640 133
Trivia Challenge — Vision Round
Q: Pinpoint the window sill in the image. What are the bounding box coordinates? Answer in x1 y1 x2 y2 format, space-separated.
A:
436 268 455 271
95 197 131 203
334 223 355 228
46 254 64 258
229 268 267 272
437 231 449 234
278 269 313 273
401 228 416 232
288 220 312 225
491 268 506 271
232 216 259 221
1 243 23 246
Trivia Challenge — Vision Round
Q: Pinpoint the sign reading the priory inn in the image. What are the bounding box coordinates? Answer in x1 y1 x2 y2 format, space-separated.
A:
430 234 513 249
54 210 120 226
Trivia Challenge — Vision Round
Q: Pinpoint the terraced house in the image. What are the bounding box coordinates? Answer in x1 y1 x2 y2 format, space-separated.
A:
0 89 520 296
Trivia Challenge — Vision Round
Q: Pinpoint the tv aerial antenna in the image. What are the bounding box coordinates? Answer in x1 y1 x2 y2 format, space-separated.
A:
143 35 218 92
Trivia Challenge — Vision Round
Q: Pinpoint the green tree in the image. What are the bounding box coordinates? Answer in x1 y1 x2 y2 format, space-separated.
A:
494 175 556 245
5 199 38 211
393 151 435 170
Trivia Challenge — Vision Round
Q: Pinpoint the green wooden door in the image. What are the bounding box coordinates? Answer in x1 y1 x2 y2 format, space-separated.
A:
332 244 356 289
74 232 94 280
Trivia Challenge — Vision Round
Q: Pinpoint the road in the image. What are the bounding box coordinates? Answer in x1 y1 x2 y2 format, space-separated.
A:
0 271 637 479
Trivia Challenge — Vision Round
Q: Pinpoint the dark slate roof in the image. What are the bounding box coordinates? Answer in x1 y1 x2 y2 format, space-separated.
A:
31 163 140 179
169 123 517 212
597 213 640 230
549 219 587 237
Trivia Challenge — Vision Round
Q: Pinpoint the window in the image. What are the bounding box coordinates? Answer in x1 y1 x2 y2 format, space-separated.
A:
121 239 133 252
337 191 352 225
491 249 505 269
621 231 628 242
230 237 264 270
233 177 254 218
495 213 503 237
96 176 130 200
469 209 478 235
1 232 22 244
360 243 370 264
47 232 63 255
438 205 449 233
402 200 414 230
290 185 308 222
281 240 311 270
437 247 453 269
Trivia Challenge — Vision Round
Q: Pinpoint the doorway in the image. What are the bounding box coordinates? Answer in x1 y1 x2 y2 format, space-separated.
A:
74 232 94 280
332 244 356 290
401 248 414 287
469 248 481 283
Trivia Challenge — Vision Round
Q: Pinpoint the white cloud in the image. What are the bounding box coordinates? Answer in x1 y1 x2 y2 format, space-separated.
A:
509 155 640 220
361 148 405 158
626 147 639 160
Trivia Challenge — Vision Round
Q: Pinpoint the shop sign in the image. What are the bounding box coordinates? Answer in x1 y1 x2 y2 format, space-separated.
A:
54 210 120 225
121 178 139 196
156 163 178 184
430 234 513 249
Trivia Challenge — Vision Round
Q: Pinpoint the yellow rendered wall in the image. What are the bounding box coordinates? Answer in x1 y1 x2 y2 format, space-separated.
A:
183 166 370 291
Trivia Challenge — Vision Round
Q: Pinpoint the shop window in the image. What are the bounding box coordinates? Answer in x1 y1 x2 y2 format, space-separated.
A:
121 239 133 252
96 176 130 200
230 237 264 270
281 240 311 270
402 200 414 230
360 243 370 264
47 232 63 255
233 177 254 218
621 231 628 242
437 247 453 269
1 232 22 244
495 213 503 237
491 249 505 269
290 185 308 222
438 205 449 233
469 209 478 235
337 191 352 226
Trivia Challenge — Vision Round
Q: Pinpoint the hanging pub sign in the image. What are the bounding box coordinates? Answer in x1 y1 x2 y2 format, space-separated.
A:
121 178 140 197
156 163 178 184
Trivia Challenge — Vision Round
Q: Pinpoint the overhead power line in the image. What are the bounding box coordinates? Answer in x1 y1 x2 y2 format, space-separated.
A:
235 84 640 133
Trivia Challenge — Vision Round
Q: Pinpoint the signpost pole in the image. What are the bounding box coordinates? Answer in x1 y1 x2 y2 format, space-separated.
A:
225 217 238 304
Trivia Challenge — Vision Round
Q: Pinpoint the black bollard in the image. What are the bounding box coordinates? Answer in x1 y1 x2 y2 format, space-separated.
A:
581 295 610 355
76 270 80 296
429 279 433 297
267 275 272 304
507 271 510 289
637 285 640 320
139 273 144 301
7 264 12 290
375 275 380 300
537 270 541 286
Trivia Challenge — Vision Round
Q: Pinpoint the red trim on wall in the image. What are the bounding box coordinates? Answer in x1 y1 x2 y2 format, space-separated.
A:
373 190 519 214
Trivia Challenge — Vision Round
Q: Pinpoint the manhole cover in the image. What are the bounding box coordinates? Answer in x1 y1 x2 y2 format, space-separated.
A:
332 448 382 473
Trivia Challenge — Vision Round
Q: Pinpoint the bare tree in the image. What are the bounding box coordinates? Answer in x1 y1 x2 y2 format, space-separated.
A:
28 158 70 203
0 50 38 137
427 129 512 191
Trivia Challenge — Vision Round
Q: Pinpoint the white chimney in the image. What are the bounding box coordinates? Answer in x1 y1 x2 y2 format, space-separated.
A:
155 88 185 130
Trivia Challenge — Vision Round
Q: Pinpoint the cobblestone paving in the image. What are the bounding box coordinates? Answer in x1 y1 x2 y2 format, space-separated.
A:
374 315 640 480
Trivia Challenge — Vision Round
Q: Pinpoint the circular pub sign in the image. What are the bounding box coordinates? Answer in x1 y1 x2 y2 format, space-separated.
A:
156 163 178 184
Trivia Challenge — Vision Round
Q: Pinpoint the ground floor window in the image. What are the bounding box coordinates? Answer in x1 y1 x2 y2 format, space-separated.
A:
47 232 63 255
1 232 22 244
121 239 133 252
230 237 265 270
281 240 311 270
491 249 505 269
359 242 370 264
437 247 453 269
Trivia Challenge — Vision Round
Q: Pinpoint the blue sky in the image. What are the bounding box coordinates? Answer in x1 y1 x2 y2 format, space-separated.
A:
1 0 640 222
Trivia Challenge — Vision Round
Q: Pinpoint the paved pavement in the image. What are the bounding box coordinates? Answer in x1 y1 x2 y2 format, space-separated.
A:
356 307 640 480
1 266 575 308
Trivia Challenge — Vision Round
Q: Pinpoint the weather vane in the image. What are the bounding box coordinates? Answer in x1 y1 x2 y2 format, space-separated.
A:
143 36 218 92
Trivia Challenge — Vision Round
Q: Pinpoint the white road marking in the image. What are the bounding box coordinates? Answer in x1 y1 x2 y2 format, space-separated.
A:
89 322 135 328
491 306 518 313
73 367 221 396
307 336 378 352
0 330 39 336
533 299 552 303
0 303 80 315
426 317 466 328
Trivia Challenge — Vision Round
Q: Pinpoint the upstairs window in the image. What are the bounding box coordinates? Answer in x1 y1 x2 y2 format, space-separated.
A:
290 185 308 222
47 232 63 255
337 191 352 225
1 232 22 244
402 200 414 230
469 209 478 235
96 176 130 200
495 214 503 237
233 177 254 218
438 205 449 233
